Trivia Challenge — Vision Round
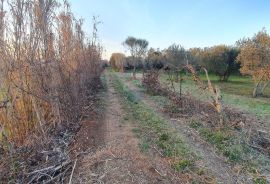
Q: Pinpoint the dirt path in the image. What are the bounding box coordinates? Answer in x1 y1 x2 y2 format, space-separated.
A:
72 73 182 183
120 73 252 184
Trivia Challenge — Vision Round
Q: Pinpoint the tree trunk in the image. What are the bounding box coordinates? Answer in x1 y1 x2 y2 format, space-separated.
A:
252 81 269 97
121 60 124 73
220 74 229 82
261 81 270 93
142 60 146 78
253 86 260 97
133 65 136 79
219 75 223 82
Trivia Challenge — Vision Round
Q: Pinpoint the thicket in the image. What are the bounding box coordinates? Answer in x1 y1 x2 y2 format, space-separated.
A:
0 0 103 182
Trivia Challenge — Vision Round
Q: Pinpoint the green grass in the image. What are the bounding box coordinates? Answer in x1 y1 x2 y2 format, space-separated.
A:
161 73 270 120
199 74 270 97
139 138 150 153
97 74 109 114
131 79 143 88
253 177 267 184
174 159 193 172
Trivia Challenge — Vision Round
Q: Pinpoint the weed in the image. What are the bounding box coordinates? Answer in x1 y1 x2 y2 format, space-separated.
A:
149 95 169 108
200 129 229 145
157 140 173 156
253 177 267 184
196 168 206 175
132 71 270 178
224 145 243 162
132 79 143 88
196 126 270 174
167 104 182 114
159 133 170 141
132 128 141 135
189 120 203 129
174 159 193 172
139 139 150 153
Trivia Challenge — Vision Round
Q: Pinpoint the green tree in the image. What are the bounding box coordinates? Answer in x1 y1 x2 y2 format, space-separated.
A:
164 44 187 69
146 48 164 69
201 45 239 81
188 47 203 67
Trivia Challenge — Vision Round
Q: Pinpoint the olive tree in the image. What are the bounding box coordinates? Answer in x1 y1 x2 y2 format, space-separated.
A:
201 45 239 81
164 44 187 69
237 29 270 97
146 48 164 69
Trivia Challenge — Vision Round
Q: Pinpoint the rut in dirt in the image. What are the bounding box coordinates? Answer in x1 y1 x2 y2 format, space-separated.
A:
72 73 181 183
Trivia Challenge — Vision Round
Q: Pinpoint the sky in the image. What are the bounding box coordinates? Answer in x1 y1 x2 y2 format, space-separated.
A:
69 0 270 60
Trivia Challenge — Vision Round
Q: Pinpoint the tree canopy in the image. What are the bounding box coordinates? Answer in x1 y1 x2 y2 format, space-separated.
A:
237 29 270 97
164 44 187 68
123 36 149 78
146 48 164 69
199 45 239 81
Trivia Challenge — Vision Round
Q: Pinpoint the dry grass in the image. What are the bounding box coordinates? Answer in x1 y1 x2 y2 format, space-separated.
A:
0 0 101 147
0 0 103 183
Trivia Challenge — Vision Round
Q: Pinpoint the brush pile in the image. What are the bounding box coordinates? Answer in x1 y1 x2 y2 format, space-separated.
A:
142 68 270 157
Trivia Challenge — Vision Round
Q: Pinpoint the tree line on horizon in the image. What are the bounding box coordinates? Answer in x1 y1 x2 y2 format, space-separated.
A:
110 29 270 97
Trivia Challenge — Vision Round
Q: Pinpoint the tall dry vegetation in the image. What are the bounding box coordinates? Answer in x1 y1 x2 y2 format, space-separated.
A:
109 53 125 72
0 0 102 147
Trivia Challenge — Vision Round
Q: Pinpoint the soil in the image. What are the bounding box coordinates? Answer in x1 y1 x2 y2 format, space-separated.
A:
71 72 183 183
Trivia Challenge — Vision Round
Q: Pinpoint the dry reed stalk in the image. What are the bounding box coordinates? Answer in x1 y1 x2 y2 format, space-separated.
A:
0 0 102 147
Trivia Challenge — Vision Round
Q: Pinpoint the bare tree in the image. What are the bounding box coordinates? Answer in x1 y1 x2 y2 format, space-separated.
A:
135 38 148 76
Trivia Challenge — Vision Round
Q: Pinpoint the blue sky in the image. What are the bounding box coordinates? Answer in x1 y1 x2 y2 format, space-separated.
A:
70 0 270 59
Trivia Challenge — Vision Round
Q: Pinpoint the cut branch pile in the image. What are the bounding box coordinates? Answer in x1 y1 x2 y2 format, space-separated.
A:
142 68 270 156
142 69 221 123
143 68 250 126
